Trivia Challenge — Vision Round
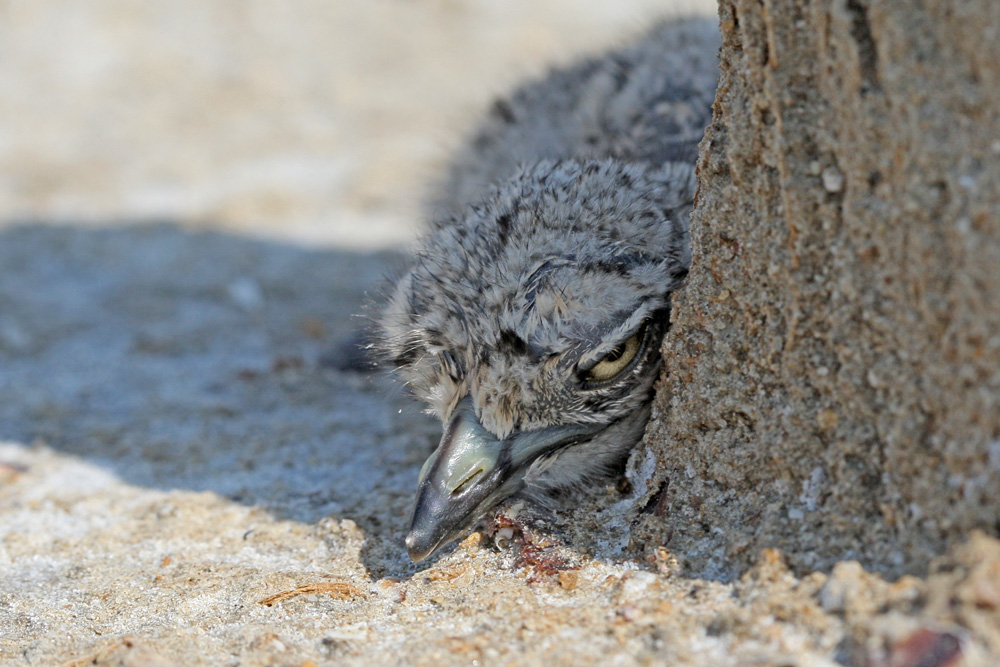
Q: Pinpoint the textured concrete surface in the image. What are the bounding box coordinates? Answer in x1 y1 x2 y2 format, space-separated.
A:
634 0 1000 581
2 1 999 665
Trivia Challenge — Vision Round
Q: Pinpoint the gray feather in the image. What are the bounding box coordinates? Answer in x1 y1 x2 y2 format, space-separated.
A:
375 18 719 526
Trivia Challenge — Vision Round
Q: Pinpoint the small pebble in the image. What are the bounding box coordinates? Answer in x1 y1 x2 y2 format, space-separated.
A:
459 532 483 550
558 571 579 591
816 408 839 431
822 166 845 193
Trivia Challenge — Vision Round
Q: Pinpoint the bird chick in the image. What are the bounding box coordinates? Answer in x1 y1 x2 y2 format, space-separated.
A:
376 19 719 561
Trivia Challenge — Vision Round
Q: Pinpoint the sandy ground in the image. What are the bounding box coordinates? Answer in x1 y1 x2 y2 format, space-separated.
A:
2 1 999 665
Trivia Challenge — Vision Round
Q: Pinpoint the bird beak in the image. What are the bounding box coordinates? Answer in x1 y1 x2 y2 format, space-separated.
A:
405 396 595 562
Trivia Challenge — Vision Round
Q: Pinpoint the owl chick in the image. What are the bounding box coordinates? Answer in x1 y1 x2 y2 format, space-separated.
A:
376 19 719 561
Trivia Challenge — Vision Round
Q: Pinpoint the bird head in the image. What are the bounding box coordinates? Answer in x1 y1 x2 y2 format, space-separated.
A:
378 159 693 561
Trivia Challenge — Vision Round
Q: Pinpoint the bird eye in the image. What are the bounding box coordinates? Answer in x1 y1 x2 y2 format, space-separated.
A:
585 324 647 384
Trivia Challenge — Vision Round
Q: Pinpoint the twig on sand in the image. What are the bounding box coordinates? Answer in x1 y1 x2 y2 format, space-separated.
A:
259 582 363 606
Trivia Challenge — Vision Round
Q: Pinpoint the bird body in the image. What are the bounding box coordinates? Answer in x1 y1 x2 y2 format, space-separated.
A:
376 18 719 561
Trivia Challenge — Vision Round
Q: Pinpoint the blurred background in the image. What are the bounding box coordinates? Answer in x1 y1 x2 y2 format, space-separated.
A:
0 0 716 249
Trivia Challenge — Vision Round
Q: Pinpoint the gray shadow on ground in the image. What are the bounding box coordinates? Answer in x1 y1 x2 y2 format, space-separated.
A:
0 222 650 581
0 222 448 577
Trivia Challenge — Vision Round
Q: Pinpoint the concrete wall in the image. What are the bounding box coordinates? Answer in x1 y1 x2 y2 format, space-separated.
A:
634 0 1000 579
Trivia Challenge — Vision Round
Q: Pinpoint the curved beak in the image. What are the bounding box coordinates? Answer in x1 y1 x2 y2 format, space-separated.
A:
405 396 596 562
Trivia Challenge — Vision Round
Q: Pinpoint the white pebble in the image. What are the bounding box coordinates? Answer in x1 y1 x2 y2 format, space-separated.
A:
821 166 844 193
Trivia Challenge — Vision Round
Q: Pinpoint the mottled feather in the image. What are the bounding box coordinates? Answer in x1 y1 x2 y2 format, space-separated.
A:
374 18 719 553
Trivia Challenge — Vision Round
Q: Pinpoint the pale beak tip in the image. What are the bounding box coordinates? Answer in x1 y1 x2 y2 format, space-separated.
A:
405 530 434 563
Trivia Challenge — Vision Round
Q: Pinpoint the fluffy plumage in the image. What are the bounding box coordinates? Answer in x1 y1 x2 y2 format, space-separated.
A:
375 18 719 559
383 158 692 469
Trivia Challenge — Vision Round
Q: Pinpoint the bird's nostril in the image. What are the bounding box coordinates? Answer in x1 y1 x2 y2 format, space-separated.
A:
450 468 484 496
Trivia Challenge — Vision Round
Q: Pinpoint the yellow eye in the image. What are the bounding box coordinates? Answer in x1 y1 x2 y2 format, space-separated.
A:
585 327 645 383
